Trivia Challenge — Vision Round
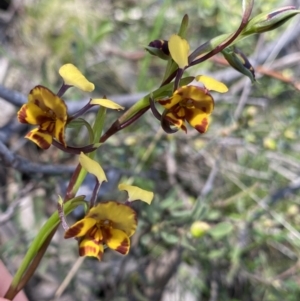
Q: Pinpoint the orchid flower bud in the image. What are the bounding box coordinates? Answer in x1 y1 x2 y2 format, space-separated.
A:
242 6 300 36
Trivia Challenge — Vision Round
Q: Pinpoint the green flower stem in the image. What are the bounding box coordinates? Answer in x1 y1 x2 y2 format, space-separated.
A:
4 197 86 300
71 106 106 196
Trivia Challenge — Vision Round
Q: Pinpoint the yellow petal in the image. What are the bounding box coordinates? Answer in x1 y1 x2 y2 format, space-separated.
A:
59 64 95 92
183 86 214 114
64 217 96 238
25 128 53 149
18 103 47 125
90 98 124 110
168 34 189 68
105 228 130 255
53 118 67 147
159 94 182 110
28 86 68 120
195 75 228 93
79 152 107 183
78 237 103 260
185 108 210 133
87 202 137 237
118 184 154 205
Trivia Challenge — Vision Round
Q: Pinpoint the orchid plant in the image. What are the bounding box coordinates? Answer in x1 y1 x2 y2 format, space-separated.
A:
4 1 300 299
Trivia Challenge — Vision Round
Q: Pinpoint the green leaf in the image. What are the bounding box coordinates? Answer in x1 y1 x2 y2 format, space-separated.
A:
160 231 179 245
178 14 189 38
208 248 226 259
209 222 234 239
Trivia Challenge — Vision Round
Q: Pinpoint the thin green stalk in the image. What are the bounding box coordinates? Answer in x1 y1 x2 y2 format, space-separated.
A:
72 106 106 194
4 197 86 299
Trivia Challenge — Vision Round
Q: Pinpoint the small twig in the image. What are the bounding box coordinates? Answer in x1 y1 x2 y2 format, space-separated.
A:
0 140 75 175
0 183 35 224
54 257 85 299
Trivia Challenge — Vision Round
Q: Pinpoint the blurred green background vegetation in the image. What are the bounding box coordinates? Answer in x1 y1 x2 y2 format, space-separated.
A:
1 0 300 300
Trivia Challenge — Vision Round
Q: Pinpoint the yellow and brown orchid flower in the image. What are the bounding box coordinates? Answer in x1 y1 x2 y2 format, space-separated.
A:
64 201 137 260
17 85 68 149
158 75 228 133
17 64 100 150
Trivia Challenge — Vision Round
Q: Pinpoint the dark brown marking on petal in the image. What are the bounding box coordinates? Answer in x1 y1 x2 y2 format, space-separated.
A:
79 244 96 256
195 117 208 134
102 228 113 242
158 98 172 106
201 107 207 113
164 115 181 126
175 109 186 119
17 105 28 123
180 123 187 133
26 131 51 149
36 115 53 126
132 209 138 226
115 238 129 255
45 122 55 134
88 226 98 238
58 128 66 146
34 99 41 106
64 221 85 239
98 249 103 260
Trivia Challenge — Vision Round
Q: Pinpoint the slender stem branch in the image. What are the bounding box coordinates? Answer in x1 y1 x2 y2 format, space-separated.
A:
67 101 94 122
99 106 149 143
65 164 82 201
57 84 72 98
51 140 97 154
90 181 101 209
173 68 184 91
149 96 162 121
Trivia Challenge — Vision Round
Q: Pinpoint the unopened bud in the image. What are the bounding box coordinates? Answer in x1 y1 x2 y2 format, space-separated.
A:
190 221 211 238
222 46 255 83
145 39 170 60
242 6 300 36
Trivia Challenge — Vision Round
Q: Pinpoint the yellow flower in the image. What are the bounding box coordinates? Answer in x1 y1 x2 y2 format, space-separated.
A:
64 202 137 260
158 76 228 133
17 85 67 149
